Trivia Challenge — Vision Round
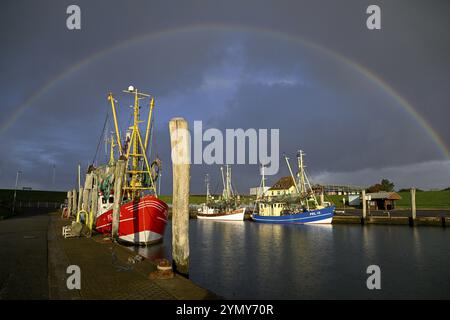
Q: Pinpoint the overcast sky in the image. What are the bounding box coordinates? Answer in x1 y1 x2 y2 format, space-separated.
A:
1 0 449 193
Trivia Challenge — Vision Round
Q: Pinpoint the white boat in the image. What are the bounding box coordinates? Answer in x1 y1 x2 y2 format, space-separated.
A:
197 207 246 221
196 166 246 221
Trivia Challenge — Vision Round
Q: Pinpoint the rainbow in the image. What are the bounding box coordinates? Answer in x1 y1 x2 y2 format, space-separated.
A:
2 24 449 159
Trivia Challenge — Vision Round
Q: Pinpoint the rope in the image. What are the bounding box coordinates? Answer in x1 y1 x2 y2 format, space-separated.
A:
110 242 133 272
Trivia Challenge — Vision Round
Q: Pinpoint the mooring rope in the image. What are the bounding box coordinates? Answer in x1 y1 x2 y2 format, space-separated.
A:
110 241 133 272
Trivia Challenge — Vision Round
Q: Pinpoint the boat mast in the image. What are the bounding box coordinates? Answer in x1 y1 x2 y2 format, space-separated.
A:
297 150 319 209
205 174 210 202
284 155 300 195
260 164 266 199
298 150 306 195
221 165 234 201
220 166 227 201
297 150 309 210
227 165 233 198
108 134 116 166
256 164 267 200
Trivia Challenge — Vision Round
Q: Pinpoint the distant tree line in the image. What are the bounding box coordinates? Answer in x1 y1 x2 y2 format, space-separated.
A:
366 178 395 193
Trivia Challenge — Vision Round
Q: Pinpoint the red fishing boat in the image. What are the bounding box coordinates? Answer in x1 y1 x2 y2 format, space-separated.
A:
94 86 167 245
95 194 168 244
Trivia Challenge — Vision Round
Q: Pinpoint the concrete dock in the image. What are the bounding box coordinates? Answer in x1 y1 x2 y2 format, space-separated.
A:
0 210 218 300
333 209 450 227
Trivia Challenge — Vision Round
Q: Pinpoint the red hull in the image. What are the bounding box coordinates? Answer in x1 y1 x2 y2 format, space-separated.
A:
95 195 168 245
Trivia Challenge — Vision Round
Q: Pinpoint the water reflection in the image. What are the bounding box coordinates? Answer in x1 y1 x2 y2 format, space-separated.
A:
130 242 166 261
132 220 450 299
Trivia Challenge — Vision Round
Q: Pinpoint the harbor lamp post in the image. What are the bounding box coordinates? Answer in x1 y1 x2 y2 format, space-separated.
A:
12 170 22 215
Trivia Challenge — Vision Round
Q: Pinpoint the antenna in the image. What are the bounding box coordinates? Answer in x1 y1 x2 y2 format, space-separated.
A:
77 163 81 197
52 164 56 189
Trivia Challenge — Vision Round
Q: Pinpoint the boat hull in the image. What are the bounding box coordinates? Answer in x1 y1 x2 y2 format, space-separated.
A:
251 206 335 224
197 207 246 221
95 195 168 245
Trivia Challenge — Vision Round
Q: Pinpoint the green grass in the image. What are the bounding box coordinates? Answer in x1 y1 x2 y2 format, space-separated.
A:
396 190 450 209
325 195 348 208
164 192 450 209
324 191 450 209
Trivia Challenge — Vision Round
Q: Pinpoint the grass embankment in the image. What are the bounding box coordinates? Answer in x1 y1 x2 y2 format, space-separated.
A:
324 191 450 209
396 190 450 209
163 192 450 209
325 195 348 208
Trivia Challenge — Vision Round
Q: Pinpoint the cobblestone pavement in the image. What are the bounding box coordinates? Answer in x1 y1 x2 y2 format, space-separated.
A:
1 210 218 300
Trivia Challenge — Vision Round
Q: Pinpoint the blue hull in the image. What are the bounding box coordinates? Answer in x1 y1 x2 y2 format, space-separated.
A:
251 206 335 224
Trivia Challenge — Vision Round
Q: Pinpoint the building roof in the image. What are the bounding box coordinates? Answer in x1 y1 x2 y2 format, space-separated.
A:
269 176 295 190
366 191 402 200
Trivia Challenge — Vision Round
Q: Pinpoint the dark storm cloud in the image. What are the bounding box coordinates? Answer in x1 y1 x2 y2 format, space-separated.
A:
1 0 449 191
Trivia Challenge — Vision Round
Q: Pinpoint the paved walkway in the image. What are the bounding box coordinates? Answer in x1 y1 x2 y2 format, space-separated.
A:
0 210 218 300
0 211 49 299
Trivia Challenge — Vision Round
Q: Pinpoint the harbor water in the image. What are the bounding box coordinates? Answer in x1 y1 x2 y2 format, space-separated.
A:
133 220 450 299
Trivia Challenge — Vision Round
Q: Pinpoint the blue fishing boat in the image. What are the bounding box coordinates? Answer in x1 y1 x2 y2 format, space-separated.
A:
251 205 334 224
251 150 335 224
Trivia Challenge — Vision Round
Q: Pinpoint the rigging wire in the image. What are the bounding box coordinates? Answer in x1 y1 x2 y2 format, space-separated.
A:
92 112 109 165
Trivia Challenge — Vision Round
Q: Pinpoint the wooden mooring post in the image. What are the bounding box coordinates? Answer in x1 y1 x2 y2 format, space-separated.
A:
76 186 83 221
72 188 77 217
169 117 190 278
410 187 416 226
112 159 126 241
83 172 94 230
361 190 367 224
90 172 99 230
66 190 72 218
82 188 90 212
